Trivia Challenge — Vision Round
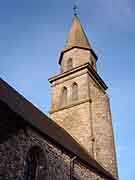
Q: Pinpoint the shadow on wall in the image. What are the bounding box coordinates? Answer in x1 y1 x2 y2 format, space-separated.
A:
0 100 24 143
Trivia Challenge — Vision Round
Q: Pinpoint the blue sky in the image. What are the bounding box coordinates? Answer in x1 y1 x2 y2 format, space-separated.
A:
0 0 134 179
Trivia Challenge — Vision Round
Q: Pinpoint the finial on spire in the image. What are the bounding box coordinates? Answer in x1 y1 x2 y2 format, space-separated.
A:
73 4 78 16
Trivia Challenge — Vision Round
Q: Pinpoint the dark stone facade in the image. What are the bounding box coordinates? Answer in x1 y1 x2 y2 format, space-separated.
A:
0 100 114 180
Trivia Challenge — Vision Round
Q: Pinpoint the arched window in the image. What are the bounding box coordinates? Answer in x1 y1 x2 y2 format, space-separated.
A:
25 151 37 180
24 146 46 180
91 60 94 67
72 83 78 101
67 58 73 71
61 87 68 106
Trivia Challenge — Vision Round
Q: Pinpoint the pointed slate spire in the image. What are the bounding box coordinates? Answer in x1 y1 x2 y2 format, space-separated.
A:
64 15 91 51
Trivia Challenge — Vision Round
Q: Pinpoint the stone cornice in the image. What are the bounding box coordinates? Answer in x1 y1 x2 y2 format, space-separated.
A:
49 98 92 114
49 70 87 87
48 63 108 91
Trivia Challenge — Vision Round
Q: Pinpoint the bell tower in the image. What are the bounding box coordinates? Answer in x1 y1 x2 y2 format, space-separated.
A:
49 15 118 178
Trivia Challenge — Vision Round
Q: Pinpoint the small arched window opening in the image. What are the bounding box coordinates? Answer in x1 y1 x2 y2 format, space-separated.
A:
72 83 78 101
61 87 68 106
24 146 46 180
91 60 94 68
67 58 73 71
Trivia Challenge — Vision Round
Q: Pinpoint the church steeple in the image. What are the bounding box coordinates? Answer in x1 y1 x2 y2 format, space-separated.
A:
49 14 118 178
64 15 91 51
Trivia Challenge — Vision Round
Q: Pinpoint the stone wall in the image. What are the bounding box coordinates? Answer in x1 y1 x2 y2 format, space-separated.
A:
74 161 108 180
51 101 93 154
89 76 118 178
50 70 89 111
61 48 96 72
0 101 70 180
50 67 118 178
50 71 93 154
0 100 113 180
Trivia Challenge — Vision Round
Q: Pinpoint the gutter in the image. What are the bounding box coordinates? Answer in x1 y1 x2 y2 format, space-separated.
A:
70 156 76 180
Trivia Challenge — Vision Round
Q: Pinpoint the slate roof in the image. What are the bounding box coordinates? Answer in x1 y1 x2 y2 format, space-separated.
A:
0 78 116 180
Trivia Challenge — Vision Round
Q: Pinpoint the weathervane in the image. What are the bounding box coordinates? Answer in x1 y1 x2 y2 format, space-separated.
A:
73 4 78 16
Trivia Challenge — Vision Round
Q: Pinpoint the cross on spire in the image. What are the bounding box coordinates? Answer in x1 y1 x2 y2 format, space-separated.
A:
73 4 78 16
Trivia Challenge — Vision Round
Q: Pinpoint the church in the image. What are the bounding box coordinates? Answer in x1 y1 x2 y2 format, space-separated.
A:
0 14 118 180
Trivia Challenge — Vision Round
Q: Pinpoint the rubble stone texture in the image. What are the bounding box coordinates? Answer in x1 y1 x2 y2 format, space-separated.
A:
0 101 112 180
